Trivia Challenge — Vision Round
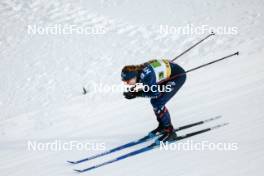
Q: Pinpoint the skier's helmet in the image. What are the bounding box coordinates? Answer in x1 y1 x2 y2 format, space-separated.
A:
121 66 137 81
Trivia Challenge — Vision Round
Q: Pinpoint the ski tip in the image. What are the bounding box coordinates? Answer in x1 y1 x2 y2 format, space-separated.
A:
236 51 239 55
211 31 215 35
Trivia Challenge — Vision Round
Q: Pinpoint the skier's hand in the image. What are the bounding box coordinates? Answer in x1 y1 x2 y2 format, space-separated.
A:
123 91 136 99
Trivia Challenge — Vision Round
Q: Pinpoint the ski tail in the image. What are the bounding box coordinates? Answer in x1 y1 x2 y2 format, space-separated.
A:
175 115 221 131
176 122 228 140
74 122 228 173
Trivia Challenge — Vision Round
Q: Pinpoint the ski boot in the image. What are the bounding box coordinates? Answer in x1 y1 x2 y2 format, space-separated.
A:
156 125 177 144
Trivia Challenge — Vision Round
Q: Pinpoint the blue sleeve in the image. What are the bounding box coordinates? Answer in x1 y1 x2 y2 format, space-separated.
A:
139 67 161 98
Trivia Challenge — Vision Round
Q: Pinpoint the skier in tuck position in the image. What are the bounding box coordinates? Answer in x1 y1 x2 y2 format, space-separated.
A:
121 59 186 142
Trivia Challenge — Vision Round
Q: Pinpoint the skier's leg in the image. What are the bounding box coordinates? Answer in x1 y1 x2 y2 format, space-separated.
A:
150 75 186 132
152 106 171 128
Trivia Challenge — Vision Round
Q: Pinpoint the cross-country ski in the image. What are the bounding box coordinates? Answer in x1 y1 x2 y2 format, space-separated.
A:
67 115 221 164
74 123 228 173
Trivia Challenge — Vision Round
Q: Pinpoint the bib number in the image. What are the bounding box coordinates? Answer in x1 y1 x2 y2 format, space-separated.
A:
149 60 171 82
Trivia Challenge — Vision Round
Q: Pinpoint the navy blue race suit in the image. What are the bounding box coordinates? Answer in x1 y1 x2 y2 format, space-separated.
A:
133 60 186 129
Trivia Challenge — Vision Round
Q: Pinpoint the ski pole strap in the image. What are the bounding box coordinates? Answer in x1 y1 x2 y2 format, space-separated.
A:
160 51 239 84
171 32 215 62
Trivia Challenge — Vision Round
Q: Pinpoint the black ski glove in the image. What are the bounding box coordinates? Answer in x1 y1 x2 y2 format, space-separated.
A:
123 91 137 99
123 90 144 99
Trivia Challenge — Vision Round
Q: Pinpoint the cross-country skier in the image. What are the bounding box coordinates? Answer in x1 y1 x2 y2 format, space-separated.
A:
121 59 186 142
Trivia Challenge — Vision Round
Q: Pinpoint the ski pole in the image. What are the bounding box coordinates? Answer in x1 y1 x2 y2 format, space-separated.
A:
171 32 215 62
185 51 239 74
160 51 239 84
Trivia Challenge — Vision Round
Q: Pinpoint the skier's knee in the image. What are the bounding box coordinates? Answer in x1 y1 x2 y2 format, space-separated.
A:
150 98 165 108
153 106 167 118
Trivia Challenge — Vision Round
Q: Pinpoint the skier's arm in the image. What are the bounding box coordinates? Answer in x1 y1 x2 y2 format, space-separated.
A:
140 76 161 98
137 67 161 98
123 85 145 99
123 83 160 99
123 66 161 99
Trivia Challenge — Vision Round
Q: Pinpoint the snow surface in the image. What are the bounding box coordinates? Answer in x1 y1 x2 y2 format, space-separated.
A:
0 0 264 175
